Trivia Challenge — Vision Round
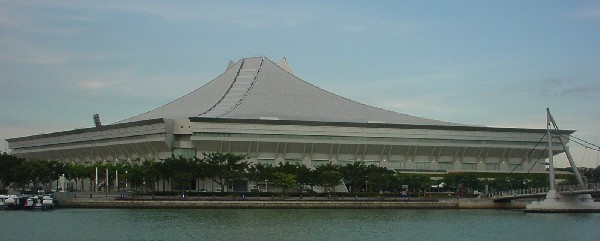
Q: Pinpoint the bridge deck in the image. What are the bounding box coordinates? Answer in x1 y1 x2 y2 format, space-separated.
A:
493 189 600 202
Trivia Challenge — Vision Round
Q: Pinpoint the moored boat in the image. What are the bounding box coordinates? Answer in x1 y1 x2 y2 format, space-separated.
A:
41 195 55 210
0 194 9 209
23 195 55 210
2 195 27 210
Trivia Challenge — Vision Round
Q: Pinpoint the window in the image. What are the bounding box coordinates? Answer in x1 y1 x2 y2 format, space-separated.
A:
311 159 330 166
485 163 500 171
415 162 430 169
462 163 477 171
508 164 522 171
438 162 454 170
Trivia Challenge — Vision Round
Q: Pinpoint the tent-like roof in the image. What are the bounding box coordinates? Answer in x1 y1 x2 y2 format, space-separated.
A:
121 56 460 126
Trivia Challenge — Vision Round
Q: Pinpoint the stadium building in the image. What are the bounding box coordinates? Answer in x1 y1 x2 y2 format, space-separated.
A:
7 56 572 176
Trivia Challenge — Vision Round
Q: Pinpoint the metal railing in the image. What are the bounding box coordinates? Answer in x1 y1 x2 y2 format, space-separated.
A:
488 183 600 199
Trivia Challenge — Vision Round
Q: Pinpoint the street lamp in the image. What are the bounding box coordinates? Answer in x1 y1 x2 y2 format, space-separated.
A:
265 179 269 192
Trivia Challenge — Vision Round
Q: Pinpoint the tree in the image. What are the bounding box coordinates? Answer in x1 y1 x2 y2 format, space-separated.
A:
64 162 87 191
275 162 298 175
246 163 276 187
25 160 51 190
273 172 296 194
47 160 65 188
314 163 342 192
191 157 208 191
339 161 369 192
294 163 315 189
142 160 162 192
203 152 249 192
366 165 395 192
162 156 194 194
396 174 431 194
443 173 482 192
0 153 24 190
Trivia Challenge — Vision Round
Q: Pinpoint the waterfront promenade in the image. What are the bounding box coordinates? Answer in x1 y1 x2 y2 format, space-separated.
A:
52 192 527 209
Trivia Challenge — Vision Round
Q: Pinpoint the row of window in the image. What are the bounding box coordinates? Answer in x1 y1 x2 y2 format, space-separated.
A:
252 158 530 171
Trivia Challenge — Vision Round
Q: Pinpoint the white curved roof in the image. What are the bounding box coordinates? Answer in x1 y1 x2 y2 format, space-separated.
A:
121 56 461 126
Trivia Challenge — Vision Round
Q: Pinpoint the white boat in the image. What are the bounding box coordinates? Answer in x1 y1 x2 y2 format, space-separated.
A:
24 196 36 210
0 195 9 209
2 195 24 210
41 195 55 210
22 195 55 210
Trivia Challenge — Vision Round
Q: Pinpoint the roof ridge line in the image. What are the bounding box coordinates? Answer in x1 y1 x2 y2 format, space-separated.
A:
199 58 246 117
216 57 264 117
116 59 244 124
200 57 265 117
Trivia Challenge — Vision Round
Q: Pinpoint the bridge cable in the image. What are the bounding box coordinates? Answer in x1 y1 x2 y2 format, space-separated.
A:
527 145 547 174
561 134 600 152
568 134 600 150
548 118 599 152
503 133 549 191
510 133 547 174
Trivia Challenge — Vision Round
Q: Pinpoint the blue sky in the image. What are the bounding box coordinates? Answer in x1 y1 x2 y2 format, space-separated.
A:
1 1 600 167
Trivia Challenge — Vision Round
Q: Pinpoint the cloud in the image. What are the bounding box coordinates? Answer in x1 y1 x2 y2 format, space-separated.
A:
560 85 600 97
570 4 600 19
77 80 119 90
332 17 432 35
542 77 566 86
3 0 429 35
0 3 81 35
61 64 201 100
3 0 317 29
540 78 600 97
0 37 115 65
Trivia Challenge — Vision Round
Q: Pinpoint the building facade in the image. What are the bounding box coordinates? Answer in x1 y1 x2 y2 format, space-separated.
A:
7 56 572 174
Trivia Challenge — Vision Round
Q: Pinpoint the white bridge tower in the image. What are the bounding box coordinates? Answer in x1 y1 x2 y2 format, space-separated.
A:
525 108 600 212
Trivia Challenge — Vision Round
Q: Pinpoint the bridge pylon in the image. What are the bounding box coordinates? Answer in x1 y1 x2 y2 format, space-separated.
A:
525 109 600 213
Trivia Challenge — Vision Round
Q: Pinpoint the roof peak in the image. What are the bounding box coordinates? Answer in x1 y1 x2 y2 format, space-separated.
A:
277 57 292 74
120 55 461 127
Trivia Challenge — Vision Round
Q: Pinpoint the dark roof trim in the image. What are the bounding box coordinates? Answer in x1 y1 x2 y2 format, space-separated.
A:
7 118 165 142
189 117 575 134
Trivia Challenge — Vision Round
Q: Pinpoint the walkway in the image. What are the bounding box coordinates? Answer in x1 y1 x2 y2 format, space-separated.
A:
491 183 600 202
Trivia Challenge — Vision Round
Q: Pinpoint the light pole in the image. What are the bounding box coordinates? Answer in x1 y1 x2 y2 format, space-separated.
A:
265 179 269 192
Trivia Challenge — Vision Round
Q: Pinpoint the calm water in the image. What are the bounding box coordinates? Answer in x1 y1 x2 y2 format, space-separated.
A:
1 209 598 241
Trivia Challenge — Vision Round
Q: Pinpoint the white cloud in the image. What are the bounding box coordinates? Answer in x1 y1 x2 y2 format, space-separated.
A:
2 0 317 28
569 3 600 19
0 3 81 35
381 94 458 114
77 80 119 90
0 37 115 65
332 17 432 35
3 0 429 34
61 64 201 100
